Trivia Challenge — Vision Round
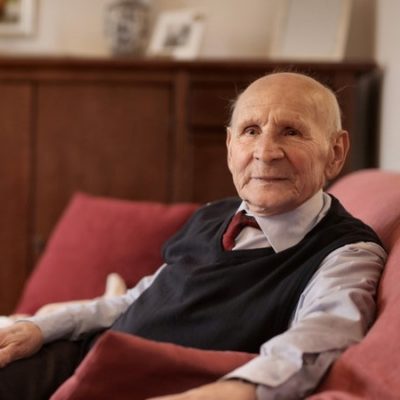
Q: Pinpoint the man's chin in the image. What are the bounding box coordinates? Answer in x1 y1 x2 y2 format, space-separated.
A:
242 190 298 216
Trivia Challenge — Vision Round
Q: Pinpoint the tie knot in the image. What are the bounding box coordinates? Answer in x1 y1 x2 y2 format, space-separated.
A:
222 211 260 251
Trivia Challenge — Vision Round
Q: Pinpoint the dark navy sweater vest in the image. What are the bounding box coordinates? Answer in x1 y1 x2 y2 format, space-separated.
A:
110 196 381 353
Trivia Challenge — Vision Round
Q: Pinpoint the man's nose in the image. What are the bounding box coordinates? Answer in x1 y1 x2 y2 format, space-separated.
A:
254 134 285 162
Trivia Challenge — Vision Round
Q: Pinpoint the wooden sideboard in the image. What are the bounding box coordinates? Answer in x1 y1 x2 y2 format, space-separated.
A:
0 57 380 313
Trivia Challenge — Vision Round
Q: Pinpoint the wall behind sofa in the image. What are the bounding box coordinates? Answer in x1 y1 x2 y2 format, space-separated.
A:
376 0 400 171
0 0 374 59
0 0 280 57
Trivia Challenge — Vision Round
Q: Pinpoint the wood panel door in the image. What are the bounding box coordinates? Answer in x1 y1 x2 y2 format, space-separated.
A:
33 81 173 257
0 83 32 313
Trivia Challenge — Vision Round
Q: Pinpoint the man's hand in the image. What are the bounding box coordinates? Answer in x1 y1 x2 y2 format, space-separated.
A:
0 322 43 368
147 380 257 400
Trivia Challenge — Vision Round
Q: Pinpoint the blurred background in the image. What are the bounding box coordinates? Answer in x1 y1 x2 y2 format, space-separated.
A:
0 0 396 170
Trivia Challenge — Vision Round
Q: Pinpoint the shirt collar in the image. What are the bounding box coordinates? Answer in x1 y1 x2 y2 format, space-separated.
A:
238 190 331 253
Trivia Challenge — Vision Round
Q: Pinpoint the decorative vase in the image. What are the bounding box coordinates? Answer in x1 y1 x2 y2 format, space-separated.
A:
104 0 150 57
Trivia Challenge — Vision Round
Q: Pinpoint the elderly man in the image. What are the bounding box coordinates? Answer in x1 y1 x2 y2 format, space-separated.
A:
0 72 386 400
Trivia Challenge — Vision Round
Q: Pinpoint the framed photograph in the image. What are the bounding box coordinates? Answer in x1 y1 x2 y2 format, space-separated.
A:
270 0 353 61
0 0 36 36
147 9 205 60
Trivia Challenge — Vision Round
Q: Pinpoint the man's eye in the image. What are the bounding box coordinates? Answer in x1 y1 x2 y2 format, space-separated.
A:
284 128 300 137
243 127 258 136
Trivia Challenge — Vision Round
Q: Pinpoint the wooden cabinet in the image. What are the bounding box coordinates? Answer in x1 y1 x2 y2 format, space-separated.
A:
0 57 380 313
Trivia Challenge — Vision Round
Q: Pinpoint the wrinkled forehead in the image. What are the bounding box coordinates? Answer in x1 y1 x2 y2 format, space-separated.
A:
231 73 333 127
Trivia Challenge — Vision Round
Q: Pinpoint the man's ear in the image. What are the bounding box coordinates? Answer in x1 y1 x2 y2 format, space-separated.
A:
325 130 350 181
226 126 233 170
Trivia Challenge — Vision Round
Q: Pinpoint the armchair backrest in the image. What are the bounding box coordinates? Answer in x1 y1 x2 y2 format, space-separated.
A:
311 169 400 399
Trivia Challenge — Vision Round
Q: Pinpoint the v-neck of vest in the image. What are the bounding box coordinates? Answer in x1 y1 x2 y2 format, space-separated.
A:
216 213 275 258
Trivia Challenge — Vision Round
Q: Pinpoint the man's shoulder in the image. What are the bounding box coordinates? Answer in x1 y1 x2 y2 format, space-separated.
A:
323 194 383 246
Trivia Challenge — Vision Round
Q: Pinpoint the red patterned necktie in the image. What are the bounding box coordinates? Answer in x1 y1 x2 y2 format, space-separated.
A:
222 211 261 251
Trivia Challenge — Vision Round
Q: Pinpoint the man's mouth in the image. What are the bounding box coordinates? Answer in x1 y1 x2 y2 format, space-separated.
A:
252 176 287 182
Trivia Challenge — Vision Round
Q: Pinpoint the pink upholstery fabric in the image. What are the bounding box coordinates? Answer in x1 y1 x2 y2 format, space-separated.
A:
327 169 400 247
309 169 400 399
15 193 199 314
51 332 255 400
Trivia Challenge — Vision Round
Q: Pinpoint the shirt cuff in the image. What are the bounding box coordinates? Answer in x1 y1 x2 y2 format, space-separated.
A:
19 311 76 343
225 350 341 400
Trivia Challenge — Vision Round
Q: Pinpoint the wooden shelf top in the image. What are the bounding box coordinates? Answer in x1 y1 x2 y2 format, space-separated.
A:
0 54 377 72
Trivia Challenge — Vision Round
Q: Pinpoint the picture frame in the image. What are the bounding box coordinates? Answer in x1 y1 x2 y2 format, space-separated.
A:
270 0 353 61
0 0 36 36
147 9 205 60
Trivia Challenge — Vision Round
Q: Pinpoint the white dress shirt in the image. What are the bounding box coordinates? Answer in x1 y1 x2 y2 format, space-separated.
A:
27 191 386 399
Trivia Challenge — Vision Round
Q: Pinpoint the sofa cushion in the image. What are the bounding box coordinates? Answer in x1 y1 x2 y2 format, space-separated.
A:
15 193 199 314
50 331 256 400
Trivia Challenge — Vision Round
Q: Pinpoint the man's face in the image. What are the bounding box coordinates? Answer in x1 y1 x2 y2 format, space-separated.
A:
227 74 348 216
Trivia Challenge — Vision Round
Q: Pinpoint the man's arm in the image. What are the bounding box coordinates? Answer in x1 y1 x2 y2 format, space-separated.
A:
0 264 167 367
30 264 167 342
226 241 386 399
147 381 256 400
